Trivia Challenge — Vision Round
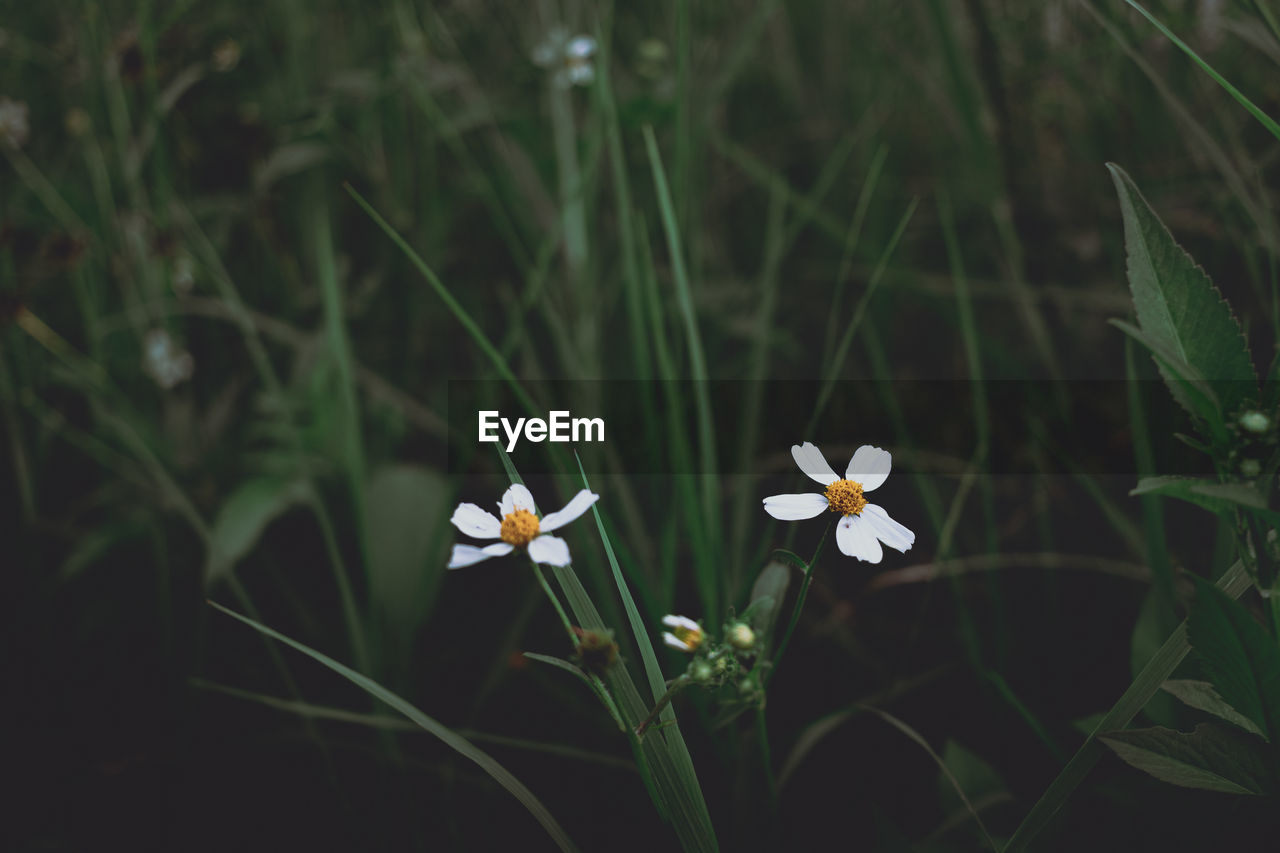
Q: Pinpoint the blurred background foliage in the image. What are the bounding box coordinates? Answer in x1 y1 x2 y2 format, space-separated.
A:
4 1 1280 850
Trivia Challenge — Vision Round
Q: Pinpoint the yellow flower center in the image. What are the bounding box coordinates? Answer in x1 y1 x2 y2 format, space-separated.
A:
500 509 541 546
672 625 704 652
825 479 867 516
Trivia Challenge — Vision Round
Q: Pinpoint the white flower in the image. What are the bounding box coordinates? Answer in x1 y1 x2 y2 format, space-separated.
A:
0 96 30 149
661 615 705 653
141 329 194 390
532 27 597 88
448 483 599 569
763 442 915 564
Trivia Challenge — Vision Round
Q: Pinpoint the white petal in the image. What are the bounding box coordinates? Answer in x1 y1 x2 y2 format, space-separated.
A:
662 632 694 652
539 489 600 532
662 615 700 632
791 442 839 486
447 542 514 569
862 504 914 553
836 514 882 563
846 445 891 492
450 503 502 539
762 492 829 520
528 534 572 567
500 484 537 516
566 35 597 58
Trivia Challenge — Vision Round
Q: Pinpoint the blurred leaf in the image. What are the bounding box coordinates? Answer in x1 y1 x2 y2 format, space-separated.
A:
938 740 1007 815
1100 722 1270 795
1107 164 1257 420
254 142 332 193
1130 477 1280 524
1188 578 1280 742
208 602 579 852
1264 347 1280 411
58 517 149 582
205 475 313 584
1161 679 1267 739
364 464 450 643
742 558 790 654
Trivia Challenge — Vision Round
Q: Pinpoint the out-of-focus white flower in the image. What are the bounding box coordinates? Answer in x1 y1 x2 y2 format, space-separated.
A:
212 38 241 72
661 615 705 653
763 442 915 564
448 483 599 569
0 96 30 148
532 26 597 88
142 329 194 390
171 254 195 295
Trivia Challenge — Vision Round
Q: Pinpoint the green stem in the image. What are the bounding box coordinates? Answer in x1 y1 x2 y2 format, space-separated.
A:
635 675 692 739
767 518 833 686
532 560 579 649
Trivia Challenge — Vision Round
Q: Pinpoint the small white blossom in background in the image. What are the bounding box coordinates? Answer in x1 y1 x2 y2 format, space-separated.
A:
532 26 597 88
142 329 194 390
171 254 196 295
448 483 599 569
0 96 30 149
661 615 705 653
764 442 915 564
211 38 241 73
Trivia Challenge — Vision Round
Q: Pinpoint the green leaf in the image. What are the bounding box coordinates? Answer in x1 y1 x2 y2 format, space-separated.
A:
1188 578 1280 742
207 601 580 853
1263 347 1280 411
1109 319 1220 429
742 558 791 655
205 475 312 584
1100 722 1270 795
1107 164 1257 418
1131 476 1276 519
364 465 451 645
1003 560 1252 852
1161 679 1267 739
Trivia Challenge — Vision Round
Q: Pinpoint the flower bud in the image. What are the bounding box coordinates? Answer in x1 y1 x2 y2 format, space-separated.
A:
1239 410 1271 434
572 627 619 677
1240 458 1262 478
689 660 714 683
727 622 756 651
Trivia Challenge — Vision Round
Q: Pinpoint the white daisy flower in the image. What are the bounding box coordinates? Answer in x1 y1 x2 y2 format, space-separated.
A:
532 27 597 88
448 483 599 569
661 615 705 653
763 442 915 564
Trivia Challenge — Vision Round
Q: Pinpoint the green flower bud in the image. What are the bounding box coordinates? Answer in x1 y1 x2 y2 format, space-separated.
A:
727 623 756 651
690 660 714 683
1241 458 1262 478
1239 410 1271 434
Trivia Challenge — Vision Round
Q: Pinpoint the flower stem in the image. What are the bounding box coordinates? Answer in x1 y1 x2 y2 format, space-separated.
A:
767 518 833 686
635 675 691 739
531 560 579 649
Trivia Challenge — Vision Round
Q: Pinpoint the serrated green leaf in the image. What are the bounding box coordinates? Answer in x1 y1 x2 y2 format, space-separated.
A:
208 601 579 852
1101 722 1270 795
1188 578 1280 743
1109 319 1220 428
1107 164 1257 418
205 475 313 584
1161 679 1266 739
